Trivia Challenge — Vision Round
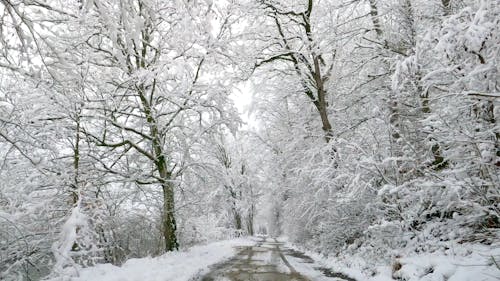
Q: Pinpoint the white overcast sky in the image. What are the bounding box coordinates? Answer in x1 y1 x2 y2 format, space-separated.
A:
231 80 258 128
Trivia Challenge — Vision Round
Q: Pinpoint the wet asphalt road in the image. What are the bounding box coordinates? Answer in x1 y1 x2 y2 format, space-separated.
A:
200 237 355 281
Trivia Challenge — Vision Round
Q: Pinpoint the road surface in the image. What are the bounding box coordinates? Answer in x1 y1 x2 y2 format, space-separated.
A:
200 237 356 281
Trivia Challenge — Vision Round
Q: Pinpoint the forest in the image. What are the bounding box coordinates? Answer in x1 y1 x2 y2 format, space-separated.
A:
0 0 498 280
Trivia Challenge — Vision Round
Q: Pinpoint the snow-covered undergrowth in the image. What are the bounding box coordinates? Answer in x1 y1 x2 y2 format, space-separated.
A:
46 238 255 281
286 231 500 281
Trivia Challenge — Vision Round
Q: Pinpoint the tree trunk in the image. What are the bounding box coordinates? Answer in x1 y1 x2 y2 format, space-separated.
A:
71 115 81 205
442 0 451 15
161 179 178 251
71 116 81 252
313 67 334 143
247 187 255 236
155 131 178 251
368 0 383 38
267 0 335 144
139 83 179 252
247 210 254 236
303 2 334 143
234 209 242 233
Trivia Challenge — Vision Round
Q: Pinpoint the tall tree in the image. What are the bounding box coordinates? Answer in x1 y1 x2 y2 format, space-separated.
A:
252 0 339 143
77 0 240 252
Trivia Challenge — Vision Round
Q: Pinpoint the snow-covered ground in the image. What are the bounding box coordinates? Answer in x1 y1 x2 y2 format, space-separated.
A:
285 239 500 281
48 238 255 281
45 236 499 281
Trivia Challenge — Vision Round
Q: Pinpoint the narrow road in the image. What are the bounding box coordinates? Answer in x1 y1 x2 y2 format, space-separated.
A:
200 237 355 281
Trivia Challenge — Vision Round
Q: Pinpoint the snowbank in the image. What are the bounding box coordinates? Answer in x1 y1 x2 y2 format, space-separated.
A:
391 244 500 281
49 238 255 281
285 240 500 281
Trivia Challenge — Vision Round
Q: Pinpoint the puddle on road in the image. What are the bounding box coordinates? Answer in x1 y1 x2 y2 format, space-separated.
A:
314 267 357 281
282 248 315 264
282 247 357 281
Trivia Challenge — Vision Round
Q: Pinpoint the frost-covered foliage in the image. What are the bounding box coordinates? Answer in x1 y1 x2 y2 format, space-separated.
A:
0 0 246 280
0 0 498 280
248 0 499 271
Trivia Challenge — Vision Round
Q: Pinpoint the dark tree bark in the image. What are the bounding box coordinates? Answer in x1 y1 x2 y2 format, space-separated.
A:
257 0 335 143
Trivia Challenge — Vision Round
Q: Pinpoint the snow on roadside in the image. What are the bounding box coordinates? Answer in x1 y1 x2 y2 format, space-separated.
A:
48 238 255 281
283 239 500 281
391 243 500 281
282 239 365 281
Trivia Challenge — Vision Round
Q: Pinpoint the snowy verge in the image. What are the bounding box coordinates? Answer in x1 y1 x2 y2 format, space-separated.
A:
48 237 255 281
283 239 500 281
